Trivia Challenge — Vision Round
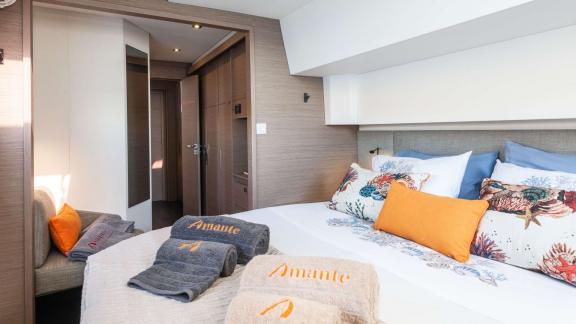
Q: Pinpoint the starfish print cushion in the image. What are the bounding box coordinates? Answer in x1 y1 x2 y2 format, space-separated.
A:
474 179 576 286
329 163 429 222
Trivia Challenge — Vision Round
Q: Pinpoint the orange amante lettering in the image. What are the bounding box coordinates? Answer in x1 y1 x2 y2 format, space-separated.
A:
187 220 241 234
268 263 289 277
340 274 351 284
318 270 330 281
177 241 202 252
189 220 204 229
259 298 294 319
289 268 303 278
307 269 317 279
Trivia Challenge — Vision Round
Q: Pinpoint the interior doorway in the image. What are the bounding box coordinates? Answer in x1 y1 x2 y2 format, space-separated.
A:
128 16 252 227
32 4 254 233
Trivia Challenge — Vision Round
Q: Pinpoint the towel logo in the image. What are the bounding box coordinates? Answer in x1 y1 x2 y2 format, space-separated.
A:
88 231 111 250
268 263 351 284
178 241 202 252
259 298 294 319
188 220 241 235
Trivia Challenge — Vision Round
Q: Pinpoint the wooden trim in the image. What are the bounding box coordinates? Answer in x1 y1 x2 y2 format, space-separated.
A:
23 0 34 322
36 0 252 31
245 32 256 210
150 60 190 81
126 56 148 66
188 32 246 74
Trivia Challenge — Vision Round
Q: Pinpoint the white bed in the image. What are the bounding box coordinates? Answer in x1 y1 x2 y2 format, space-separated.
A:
81 203 576 324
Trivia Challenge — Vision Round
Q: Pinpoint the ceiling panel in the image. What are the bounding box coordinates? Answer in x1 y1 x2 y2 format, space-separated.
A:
125 16 232 63
168 0 314 19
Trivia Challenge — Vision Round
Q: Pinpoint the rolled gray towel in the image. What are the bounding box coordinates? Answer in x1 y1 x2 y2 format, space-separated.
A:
128 239 237 302
68 223 136 262
81 214 135 236
171 216 269 264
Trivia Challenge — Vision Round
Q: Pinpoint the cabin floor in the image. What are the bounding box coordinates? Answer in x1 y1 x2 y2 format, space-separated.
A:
152 200 183 229
36 287 82 324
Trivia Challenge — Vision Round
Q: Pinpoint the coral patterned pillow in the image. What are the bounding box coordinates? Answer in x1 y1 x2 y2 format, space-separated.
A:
329 163 429 222
474 179 576 286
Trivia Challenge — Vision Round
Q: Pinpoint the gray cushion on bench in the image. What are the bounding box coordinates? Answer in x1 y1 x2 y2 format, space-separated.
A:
35 250 86 296
33 189 146 296
34 190 55 269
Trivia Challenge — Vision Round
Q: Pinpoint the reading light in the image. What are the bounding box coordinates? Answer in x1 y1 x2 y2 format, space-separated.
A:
173 48 181 53
192 23 202 30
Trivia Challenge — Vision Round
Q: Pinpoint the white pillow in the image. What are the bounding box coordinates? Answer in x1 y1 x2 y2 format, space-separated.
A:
491 160 576 191
371 151 472 197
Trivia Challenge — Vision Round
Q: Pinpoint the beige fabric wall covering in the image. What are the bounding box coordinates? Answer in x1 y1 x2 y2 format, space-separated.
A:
358 130 576 169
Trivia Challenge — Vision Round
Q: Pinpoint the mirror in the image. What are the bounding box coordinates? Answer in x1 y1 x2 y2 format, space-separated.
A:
126 45 150 207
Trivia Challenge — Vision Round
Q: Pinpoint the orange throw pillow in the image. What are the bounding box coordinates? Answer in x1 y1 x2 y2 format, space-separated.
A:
374 181 488 262
49 203 82 255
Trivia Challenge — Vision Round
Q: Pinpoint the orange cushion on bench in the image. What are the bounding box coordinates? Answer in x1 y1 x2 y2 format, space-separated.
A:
49 203 82 255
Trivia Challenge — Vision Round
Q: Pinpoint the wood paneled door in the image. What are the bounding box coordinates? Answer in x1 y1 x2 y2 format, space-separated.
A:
180 75 202 216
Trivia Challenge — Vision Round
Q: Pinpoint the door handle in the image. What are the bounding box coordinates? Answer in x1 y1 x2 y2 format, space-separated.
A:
186 144 202 156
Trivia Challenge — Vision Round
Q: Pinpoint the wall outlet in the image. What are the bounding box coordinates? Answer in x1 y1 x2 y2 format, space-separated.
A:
256 123 267 135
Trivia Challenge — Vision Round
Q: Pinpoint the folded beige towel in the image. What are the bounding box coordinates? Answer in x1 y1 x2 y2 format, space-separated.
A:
225 291 342 324
238 255 379 324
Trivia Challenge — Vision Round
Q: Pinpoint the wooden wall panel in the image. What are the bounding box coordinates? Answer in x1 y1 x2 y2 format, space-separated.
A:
36 0 358 209
0 1 33 323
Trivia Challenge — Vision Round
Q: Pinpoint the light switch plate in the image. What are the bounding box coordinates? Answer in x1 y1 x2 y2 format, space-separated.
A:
256 123 267 135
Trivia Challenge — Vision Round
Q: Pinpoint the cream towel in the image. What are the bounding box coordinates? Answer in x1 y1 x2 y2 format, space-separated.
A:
238 255 379 324
225 291 342 324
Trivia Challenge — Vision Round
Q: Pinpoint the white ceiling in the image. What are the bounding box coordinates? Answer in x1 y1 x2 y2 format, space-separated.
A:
167 0 314 19
125 16 233 63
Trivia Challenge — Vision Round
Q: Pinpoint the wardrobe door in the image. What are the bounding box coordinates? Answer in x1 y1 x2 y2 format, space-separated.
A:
218 54 233 214
201 62 220 215
203 104 220 215
180 75 202 216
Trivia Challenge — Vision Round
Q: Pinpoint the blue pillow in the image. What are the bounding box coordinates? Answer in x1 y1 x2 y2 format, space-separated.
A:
504 140 576 174
395 150 498 200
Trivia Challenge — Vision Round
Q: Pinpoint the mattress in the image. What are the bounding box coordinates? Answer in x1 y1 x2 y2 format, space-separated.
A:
81 203 576 324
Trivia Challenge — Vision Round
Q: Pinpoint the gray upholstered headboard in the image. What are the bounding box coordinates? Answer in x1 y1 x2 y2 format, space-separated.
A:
358 130 576 168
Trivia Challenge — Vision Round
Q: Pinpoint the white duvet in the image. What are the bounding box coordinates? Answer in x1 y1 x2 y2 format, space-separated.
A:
81 203 576 324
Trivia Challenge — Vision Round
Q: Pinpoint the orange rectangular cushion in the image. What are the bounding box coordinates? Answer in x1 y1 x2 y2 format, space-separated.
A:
49 203 82 255
374 181 488 262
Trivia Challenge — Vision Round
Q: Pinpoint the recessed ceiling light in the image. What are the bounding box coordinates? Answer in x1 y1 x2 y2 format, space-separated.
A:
192 23 202 30
173 48 181 53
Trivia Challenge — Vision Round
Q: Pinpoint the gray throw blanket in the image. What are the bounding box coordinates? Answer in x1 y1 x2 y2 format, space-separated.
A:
128 238 238 302
171 216 269 264
68 223 136 262
81 214 134 236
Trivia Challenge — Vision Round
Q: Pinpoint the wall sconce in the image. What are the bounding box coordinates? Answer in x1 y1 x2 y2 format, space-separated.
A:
303 93 310 103
369 147 380 155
